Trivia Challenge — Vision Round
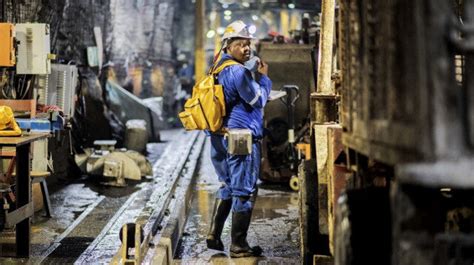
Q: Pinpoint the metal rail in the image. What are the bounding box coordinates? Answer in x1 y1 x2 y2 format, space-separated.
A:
71 130 204 264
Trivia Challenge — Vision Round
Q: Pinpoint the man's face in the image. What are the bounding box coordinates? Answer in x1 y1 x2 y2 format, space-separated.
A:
227 39 251 63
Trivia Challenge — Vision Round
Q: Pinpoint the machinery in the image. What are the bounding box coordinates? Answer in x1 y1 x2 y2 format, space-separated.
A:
299 1 474 264
75 140 152 187
258 43 316 190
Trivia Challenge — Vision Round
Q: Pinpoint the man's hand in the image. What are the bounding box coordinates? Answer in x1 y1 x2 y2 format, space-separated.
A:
257 60 268 76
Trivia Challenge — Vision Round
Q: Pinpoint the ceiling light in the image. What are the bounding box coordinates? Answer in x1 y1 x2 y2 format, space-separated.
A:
209 11 217 21
224 15 232 21
252 15 259 21
248 25 256 34
288 3 295 9
224 10 232 16
206 30 216 39
242 2 250 8
219 0 235 4
217 27 225 35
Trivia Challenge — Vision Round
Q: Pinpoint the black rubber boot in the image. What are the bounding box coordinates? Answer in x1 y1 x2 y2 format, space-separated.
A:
206 198 232 251
230 210 263 258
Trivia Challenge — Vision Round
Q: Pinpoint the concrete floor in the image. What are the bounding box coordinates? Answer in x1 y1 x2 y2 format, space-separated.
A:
0 130 300 264
0 130 179 264
175 138 301 264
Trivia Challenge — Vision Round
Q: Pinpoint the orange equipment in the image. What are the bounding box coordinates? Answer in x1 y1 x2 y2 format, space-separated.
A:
0 23 15 67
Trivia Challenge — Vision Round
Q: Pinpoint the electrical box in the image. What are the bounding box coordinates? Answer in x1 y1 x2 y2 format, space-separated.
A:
15 23 51 74
46 64 78 118
0 23 15 67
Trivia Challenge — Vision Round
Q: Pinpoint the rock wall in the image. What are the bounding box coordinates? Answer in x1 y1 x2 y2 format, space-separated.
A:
0 0 190 145
1 0 186 96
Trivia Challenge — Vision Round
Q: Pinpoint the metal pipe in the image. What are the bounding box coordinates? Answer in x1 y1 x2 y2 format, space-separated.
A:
316 0 335 95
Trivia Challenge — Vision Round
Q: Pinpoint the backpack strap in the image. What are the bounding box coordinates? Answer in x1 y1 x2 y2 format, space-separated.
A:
212 60 240 75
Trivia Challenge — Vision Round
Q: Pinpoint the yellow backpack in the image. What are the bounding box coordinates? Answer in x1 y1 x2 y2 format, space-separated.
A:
179 60 239 132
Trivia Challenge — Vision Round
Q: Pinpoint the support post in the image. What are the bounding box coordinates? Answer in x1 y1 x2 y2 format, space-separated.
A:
16 143 31 257
317 0 336 95
194 0 206 82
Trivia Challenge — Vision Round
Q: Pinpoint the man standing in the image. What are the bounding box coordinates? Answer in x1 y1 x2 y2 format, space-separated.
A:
206 20 272 258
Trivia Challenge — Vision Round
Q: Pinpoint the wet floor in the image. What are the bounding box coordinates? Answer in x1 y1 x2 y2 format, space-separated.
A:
175 138 301 265
0 129 180 264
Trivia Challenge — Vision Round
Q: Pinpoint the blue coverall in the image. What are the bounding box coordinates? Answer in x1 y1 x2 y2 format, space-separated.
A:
210 53 272 212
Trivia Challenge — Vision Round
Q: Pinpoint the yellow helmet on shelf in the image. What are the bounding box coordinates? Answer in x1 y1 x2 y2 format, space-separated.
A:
0 106 21 136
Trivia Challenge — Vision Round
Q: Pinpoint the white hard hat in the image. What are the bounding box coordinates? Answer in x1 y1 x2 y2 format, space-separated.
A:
221 20 254 45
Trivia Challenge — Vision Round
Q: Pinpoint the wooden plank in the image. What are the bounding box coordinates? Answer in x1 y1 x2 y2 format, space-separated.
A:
0 146 16 156
0 133 49 146
5 202 34 228
327 125 349 255
0 99 36 118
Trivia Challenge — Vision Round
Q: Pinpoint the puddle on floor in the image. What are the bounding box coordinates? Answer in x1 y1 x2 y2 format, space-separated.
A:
175 138 301 264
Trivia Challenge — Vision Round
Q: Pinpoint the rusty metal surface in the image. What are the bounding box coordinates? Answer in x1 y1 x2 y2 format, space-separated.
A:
339 0 474 165
312 94 338 124
338 0 429 164
326 125 349 255
330 1 474 264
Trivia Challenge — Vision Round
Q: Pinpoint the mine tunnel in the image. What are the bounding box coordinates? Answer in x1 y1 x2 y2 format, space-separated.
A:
0 0 473 264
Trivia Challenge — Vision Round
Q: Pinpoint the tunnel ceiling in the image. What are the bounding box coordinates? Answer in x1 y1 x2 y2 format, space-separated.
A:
207 0 321 12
